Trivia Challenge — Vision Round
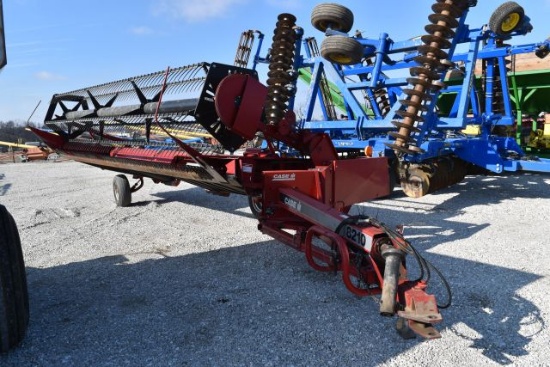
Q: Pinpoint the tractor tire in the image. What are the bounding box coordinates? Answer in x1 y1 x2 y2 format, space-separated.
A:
320 35 363 65
311 3 354 33
0 205 29 354
489 1 524 36
113 174 132 207
247 195 262 219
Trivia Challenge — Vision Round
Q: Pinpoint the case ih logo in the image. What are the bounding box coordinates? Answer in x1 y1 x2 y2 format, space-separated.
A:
272 173 296 181
283 196 302 212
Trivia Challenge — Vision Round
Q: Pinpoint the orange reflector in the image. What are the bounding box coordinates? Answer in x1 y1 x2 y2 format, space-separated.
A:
364 146 373 157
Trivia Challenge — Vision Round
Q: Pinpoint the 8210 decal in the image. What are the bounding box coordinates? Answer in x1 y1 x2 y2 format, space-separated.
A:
343 225 367 247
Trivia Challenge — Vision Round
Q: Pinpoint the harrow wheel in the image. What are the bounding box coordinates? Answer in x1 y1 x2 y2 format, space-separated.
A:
399 157 470 198
400 168 430 199
113 174 132 207
320 35 363 65
489 1 524 35
0 205 29 353
311 3 354 33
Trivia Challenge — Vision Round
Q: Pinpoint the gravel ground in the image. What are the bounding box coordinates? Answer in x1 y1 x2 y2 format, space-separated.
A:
0 160 549 366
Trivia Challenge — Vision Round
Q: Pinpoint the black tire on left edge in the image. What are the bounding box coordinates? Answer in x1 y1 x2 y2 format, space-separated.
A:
0 205 29 353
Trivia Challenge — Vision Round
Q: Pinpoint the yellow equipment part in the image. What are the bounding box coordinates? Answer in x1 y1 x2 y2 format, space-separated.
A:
544 114 550 137
0 140 42 149
461 124 481 136
123 124 211 141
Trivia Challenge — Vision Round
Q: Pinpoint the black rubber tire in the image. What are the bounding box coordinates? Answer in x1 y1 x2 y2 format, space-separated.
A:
113 174 132 207
311 3 354 33
489 1 524 35
247 195 262 219
0 205 29 354
320 35 363 65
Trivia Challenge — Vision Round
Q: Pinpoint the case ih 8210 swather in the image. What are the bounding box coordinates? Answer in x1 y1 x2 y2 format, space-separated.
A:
24 0 542 342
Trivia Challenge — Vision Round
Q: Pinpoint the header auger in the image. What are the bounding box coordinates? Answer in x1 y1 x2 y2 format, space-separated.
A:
38 0 549 340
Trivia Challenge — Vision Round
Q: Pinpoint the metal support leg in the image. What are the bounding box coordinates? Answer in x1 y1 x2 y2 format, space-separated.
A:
379 247 405 316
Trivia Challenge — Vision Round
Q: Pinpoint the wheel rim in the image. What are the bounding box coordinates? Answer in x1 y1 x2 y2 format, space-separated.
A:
329 52 354 64
317 20 342 32
251 197 262 214
401 170 429 198
501 12 520 32
113 184 120 202
317 20 330 30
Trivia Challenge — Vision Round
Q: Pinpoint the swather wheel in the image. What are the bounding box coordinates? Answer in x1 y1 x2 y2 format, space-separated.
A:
489 1 524 35
113 174 131 207
311 3 354 33
0 205 29 353
247 195 262 219
320 35 363 65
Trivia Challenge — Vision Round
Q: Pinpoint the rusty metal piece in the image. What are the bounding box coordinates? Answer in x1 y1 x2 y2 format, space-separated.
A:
421 34 452 49
379 246 405 316
428 13 459 28
417 45 449 60
402 88 433 102
431 2 463 18
409 66 441 81
389 132 418 144
431 80 447 90
387 0 469 156
425 23 455 38
400 99 428 112
387 144 420 155
413 55 442 70
404 319 442 339
398 285 442 339
405 77 431 89
392 119 422 132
